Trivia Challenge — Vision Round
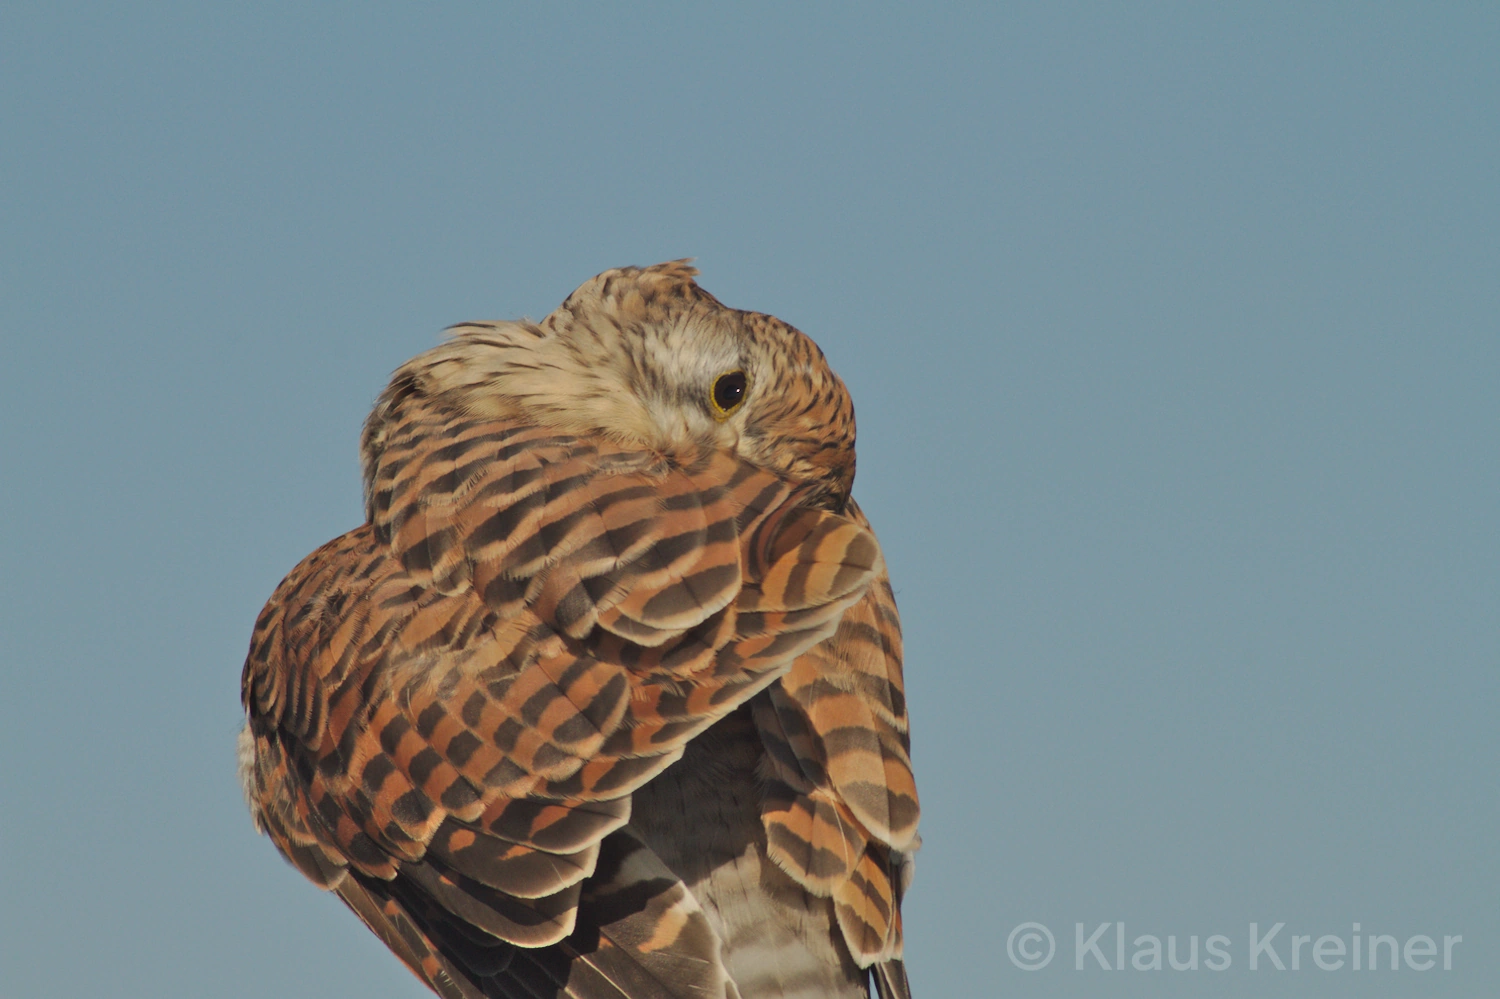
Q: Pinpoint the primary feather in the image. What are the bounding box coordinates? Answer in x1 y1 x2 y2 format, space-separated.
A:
240 262 919 998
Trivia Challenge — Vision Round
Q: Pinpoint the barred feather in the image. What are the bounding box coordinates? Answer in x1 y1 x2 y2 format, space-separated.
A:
240 262 918 998
753 500 918 969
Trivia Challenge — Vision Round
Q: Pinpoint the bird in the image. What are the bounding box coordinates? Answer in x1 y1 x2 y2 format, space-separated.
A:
238 261 920 999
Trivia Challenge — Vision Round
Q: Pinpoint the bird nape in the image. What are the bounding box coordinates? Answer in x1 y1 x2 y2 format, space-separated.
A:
239 262 920 999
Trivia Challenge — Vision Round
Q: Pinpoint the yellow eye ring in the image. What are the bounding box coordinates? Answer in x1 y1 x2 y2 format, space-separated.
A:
709 370 749 420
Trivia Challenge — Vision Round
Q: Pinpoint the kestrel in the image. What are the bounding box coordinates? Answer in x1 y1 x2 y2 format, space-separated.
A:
239 262 919 999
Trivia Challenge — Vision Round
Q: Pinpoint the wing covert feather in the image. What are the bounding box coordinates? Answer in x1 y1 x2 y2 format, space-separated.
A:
751 499 920 968
242 399 883 994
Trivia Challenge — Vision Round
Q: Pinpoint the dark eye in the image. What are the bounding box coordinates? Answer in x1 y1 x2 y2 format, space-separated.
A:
710 370 748 417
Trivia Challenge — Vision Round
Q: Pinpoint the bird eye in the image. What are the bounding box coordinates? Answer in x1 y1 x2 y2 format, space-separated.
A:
710 370 748 418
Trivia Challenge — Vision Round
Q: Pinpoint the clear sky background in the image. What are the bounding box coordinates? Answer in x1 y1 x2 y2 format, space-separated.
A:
2 5 1495 997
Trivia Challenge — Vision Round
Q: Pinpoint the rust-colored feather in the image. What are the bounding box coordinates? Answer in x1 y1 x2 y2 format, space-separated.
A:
240 262 917 998
752 498 919 968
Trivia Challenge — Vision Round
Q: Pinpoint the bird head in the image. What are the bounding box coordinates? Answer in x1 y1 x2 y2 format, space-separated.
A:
363 261 858 509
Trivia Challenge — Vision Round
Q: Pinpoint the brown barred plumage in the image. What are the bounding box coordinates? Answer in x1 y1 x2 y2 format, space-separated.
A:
240 262 919 998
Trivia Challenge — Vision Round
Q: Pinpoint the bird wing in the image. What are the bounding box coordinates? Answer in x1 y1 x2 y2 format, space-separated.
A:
752 498 919 980
241 396 881 997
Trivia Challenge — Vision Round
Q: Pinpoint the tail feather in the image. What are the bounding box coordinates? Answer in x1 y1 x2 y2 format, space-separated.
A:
349 829 739 998
871 959 911 999
552 829 739 998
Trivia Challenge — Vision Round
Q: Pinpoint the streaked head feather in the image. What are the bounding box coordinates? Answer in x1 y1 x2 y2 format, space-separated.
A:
361 261 857 510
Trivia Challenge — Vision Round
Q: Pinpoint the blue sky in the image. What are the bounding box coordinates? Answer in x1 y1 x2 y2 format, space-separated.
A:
2 5 1495 997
